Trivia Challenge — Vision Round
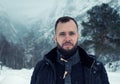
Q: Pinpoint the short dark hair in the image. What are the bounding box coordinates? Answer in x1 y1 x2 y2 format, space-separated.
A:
55 16 78 32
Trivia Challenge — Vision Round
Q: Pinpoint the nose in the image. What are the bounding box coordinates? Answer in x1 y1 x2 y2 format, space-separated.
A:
65 34 71 41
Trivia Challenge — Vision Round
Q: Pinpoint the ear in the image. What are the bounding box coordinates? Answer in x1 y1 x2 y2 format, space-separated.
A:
77 33 80 39
53 35 57 42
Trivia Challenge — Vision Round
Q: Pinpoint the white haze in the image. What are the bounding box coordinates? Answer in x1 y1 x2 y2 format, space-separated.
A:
0 0 56 23
0 0 112 24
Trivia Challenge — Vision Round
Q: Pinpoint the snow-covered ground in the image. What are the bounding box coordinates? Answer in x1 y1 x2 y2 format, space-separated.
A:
108 72 120 84
0 67 32 84
0 67 120 84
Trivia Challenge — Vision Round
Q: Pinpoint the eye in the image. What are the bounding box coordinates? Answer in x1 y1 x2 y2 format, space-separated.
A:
59 32 66 36
69 32 75 36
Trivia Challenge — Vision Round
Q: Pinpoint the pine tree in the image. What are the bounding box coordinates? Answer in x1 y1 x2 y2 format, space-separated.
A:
81 3 120 62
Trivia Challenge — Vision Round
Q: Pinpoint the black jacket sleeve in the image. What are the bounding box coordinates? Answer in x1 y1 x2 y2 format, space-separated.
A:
100 63 110 84
30 61 44 84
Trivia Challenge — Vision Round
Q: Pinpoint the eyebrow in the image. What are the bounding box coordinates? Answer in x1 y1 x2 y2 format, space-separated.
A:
59 32 65 35
58 31 76 35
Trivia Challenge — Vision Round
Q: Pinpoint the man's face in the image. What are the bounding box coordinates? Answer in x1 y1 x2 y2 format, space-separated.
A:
54 20 79 51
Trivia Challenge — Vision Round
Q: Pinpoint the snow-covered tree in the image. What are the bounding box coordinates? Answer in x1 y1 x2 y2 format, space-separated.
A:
81 3 120 63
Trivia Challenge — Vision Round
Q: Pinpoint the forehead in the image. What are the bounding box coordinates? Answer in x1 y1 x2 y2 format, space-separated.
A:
56 20 78 33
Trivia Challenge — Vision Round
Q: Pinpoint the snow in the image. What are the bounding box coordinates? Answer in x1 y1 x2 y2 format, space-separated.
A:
0 66 120 84
108 72 120 84
105 61 120 72
0 67 33 84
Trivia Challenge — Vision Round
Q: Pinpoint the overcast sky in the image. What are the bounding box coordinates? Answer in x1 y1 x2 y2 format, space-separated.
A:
0 0 56 22
0 0 112 23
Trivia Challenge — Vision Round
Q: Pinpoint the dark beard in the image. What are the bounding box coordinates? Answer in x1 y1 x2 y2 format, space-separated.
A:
57 42 78 60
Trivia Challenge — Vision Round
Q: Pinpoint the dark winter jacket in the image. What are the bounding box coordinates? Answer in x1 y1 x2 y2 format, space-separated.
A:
30 46 110 84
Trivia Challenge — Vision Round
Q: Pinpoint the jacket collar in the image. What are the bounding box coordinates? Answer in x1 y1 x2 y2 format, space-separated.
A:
44 46 95 68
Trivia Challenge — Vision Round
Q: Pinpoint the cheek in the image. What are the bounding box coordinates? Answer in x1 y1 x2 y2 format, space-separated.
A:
72 37 78 43
56 38 63 45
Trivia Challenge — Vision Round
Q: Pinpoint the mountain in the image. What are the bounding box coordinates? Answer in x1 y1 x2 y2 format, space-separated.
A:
0 8 23 44
0 0 120 68
0 0 119 45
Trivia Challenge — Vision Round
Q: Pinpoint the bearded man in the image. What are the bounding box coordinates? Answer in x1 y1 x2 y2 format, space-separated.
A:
30 16 110 84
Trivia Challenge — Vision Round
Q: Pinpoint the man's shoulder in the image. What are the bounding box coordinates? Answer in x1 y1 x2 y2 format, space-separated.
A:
88 54 97 59
88 54 104 67
35 60 45 68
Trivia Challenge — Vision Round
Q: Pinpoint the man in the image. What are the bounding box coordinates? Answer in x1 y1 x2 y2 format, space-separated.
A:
30 16 110 84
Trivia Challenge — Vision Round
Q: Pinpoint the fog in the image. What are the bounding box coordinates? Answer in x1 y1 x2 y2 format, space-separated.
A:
0 0 112 24
0 0 56 22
